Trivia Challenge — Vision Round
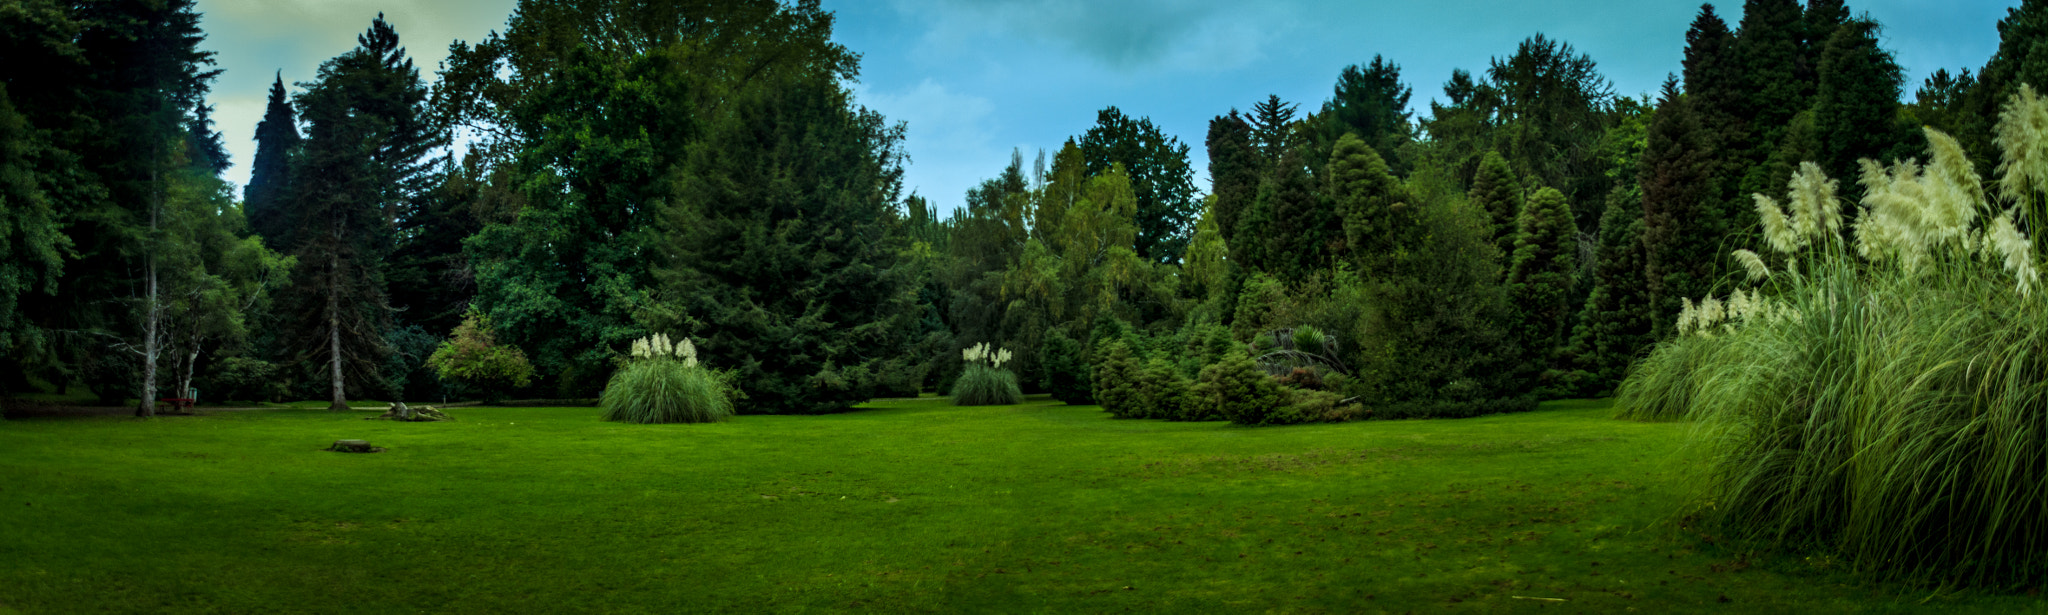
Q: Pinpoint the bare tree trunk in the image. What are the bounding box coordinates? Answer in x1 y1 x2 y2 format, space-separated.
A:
137 166 161 418
329 250 348 411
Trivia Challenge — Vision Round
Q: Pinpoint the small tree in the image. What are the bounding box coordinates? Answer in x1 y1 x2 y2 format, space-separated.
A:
426 309 534 402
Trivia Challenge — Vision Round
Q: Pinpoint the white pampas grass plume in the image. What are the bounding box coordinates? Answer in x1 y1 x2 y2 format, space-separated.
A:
1789 162 1842 239
1996 83 2048 203
1733 249 1771 282
1755 194 1799 255
1990 210 2041 297
1679 297 1698 337
679 337 698 368
1700 296 1725 330
631 338 649 359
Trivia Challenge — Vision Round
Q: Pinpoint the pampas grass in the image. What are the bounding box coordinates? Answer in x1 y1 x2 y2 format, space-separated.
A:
952 343 1023 406
1616 90 2048 585
602 335 734 424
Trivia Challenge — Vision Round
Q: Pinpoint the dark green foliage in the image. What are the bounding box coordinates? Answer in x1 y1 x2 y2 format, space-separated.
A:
1319 56 1414 173
1260 148 1336 282
1467 151 1521 261
1563 187 1655 396
1248 95 1299 164
1812 19 1908 187
1485 34 1614 216
601 358 734 424
951 365 1022 406
1349 184 1517 411
1038 328 1092 405
244 74 298 246
1327 133 1409 277
1506 187 1578 393
1194 348 1287 426
1958 0 2048 175
1091 338 1144 418
1639 91 1722 339
276 14 444 408
1229 272 1289 341
1137 356 1200 420
1079 107 1200 263
202 356 285 403
0 83 67 362
1732 0 1805 147
1206 111 1260 249
426 309 535 401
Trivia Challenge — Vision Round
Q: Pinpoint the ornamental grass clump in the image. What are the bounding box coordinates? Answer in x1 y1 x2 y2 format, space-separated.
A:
1616 86 2048 586
601 334 735 424
951 343 1022 406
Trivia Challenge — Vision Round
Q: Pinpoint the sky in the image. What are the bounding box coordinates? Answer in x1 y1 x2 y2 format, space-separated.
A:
195 0 2019 213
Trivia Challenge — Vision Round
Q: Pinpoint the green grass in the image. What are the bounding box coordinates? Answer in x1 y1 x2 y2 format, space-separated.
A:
1 397 2044 613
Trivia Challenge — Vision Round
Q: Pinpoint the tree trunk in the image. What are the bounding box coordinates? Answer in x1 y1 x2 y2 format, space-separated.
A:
138 165 161 418
328 249 348 411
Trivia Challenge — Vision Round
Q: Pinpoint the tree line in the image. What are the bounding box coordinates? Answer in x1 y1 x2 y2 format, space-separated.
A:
1 0 2042 417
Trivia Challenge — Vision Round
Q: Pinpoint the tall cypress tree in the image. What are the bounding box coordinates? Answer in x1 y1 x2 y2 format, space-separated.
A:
1206 111 1260 250
245 73 299 247
1639 90 1720 339
1329 132 1409 279
1261 147 1334 283
1505 186 1577 392
1732 0 1805 149
1812 18 1907 187
1467 150 1521 261
1683 4 1742 143
1563 186 1653 395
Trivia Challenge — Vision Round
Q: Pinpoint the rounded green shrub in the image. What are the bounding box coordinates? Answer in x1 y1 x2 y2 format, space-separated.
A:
951 364 1022 406
1092 339 1145 418
1194 348 1286 425
601 335 734 424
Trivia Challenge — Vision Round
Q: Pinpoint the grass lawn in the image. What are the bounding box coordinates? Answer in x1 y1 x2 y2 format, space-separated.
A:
1 397 2042 613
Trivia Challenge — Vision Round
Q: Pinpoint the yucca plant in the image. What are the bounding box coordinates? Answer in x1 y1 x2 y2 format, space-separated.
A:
601 334 735 424
952 342 1022 406
1617 86 2048 585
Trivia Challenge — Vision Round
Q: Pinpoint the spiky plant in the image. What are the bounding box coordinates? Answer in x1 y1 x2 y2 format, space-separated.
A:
1616 86 2048 585
952 343 1022 406
601 334 735 424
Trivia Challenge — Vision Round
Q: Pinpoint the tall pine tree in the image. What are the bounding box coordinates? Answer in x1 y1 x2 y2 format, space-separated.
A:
245 73 299 247
1467 150 1521 262
1563 186 1653 395
1639 89 1721 339
1812 18 1907 188
1505 186 1577 394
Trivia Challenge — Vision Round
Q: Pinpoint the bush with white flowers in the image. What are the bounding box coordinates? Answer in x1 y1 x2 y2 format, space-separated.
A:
951 342 1022 406
602 333 735 424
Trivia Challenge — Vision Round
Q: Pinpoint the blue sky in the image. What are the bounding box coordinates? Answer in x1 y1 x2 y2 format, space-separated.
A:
195 0 2017 213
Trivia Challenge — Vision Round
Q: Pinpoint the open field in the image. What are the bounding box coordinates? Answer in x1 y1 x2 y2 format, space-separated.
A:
1 397 2042 613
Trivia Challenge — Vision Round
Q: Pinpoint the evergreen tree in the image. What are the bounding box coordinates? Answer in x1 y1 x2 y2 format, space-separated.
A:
1799 0 1852 87
1077 107 1199 263
1682 4 1743 144
1485 34 1613 220
1505 186 1577 391
1467 150 1521 261
1249 94 1299 164
1563 186 1653 395
1260 148 1334 283
1732 0 1805 148
1205 110 1260 249
1327 132 1409 278
1959 0 2048 176
1320 55 1414 172
0 84 68 379
1812 18 1907 187
278 14 444 409
245 73 299 246
1639 91 1721 339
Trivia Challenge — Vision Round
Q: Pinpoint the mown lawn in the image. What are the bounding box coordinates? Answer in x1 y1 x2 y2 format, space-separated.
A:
0 397 2041 613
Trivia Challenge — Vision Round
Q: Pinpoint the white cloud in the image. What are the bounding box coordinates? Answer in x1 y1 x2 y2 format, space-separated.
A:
855 79 1008 209
889 0 1298 72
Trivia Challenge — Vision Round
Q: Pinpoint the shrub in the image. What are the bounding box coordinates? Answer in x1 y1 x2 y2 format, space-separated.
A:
1092 339 1145 418
1038 329 1093 404
601 334 734 424
952 343 1022 406
427 309 536 402
1616 102 2048 586
1194 348 1287 426
204 356 285 403
1137 356 1202 420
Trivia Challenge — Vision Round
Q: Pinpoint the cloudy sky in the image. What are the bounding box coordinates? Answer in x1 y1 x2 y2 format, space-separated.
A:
195 0 2017 213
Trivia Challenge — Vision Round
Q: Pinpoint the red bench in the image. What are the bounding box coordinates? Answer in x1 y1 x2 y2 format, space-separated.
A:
158 398 194 412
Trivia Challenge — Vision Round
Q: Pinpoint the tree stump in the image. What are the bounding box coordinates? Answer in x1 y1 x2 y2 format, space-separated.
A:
368 402 452 422
327 439 382 453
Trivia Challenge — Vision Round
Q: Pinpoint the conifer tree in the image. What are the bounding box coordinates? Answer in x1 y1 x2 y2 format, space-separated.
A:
1505 187 1577 390
1682 4 1742 143
1812 18 1907 187
1959 0 2048 176
1639 91 1721 339
1320 56 1413 172
1078 107 1199 263
1249 95 1299 165
1261 148 1335 282
1732 0 1805 148
1206 111 1260 249
245 73 300 247
1563 187 1653 394
1467 150 1521 261
278 14 444 409
1328 134 1409 278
